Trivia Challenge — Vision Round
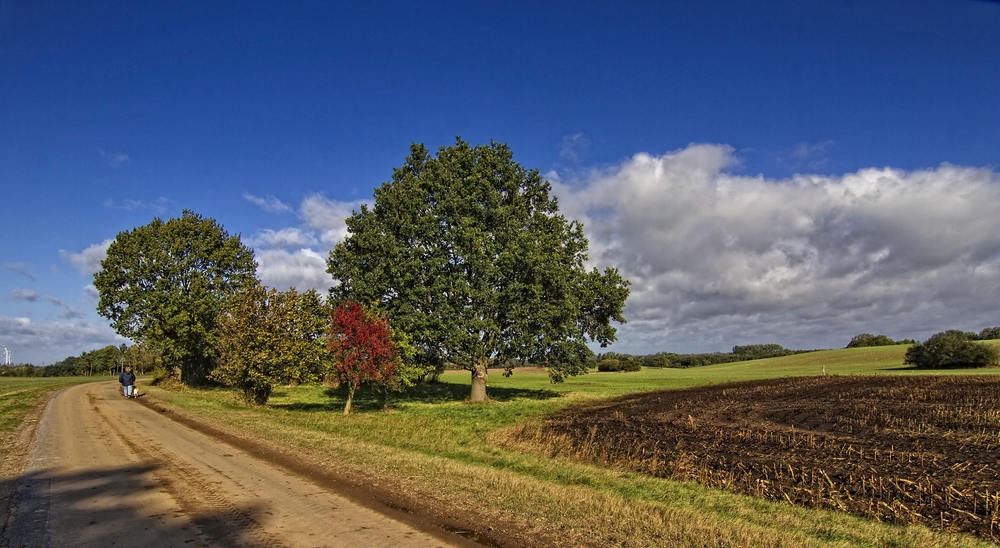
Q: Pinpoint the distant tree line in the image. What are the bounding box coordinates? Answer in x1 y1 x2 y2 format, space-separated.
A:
848 327 1000 349
979 327 1000 341
594 344 810 371
0 364 43 377
0 343 160 378
844 327 1000 369
846 334 915 348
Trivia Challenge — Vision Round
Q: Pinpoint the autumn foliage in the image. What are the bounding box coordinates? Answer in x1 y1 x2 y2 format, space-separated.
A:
327 301 401 414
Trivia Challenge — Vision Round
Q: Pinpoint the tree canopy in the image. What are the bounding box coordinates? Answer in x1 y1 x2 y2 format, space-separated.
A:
327 139 630 402
211 284 329 405
846 333 899 348
94 210 257 384
904 330 1000 369
977 327 1000 341
327 301 406 414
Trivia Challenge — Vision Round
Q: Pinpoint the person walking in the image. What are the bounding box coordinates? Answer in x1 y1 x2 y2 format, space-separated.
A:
119 365 136 398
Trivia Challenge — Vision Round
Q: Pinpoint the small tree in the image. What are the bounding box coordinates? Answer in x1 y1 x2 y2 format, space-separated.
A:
327 301 403 414
904 330 1000 369
212 284 328 405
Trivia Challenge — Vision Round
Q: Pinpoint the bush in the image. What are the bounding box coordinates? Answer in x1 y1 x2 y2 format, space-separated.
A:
846 333 899 348
904 330 999 369
596 359 619 371
596 358 641 372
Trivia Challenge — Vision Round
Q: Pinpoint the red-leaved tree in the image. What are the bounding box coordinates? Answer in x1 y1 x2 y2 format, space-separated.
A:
327 301 401 414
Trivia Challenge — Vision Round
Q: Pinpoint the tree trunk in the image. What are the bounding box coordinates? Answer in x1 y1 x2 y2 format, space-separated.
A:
469 359 488 403
381 387 391 411
344 385 355 415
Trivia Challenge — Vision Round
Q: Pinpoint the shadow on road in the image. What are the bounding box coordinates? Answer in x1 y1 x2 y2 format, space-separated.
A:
1 464 271 548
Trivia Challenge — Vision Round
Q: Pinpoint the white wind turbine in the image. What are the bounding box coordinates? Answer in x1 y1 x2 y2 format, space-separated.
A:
2 345 10 366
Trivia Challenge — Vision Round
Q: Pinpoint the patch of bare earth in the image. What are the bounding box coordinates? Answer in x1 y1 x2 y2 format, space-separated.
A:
505 375 1000 542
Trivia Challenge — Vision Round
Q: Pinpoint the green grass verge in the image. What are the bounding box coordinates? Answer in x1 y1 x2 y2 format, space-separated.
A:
144 347 1000 547
0 377 108 441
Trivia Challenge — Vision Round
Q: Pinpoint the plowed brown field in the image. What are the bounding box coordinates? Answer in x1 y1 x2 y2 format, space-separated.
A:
512 375 1000 541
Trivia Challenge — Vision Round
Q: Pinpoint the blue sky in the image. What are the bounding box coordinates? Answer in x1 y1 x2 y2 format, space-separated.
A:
1 0 999 364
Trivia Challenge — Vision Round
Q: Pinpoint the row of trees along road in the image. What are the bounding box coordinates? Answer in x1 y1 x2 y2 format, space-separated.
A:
94 139 631 404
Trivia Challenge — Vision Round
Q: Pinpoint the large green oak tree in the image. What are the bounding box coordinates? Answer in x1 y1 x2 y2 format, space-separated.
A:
327 139 630 402
94 210 257 385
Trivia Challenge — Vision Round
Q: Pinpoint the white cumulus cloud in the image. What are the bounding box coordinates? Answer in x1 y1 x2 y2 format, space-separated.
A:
240 195 363 293
245 228 318 249
59 239 113 276
98 148 130 168
300 194 366 246
552 144 1000 353
244 193 293 213
255 248 333 292
0 316 127 365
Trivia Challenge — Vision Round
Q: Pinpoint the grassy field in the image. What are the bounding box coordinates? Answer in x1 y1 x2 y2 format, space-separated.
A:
141 346 1000 547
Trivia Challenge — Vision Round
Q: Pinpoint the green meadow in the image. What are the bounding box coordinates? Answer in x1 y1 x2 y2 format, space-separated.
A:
0 376 107 442
139 344 1000 547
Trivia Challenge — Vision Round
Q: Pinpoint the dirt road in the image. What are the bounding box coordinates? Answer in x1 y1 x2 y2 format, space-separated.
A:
2 382 468 548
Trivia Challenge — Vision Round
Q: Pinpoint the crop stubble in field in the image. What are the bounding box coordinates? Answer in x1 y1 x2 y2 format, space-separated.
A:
504 375 1000 541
